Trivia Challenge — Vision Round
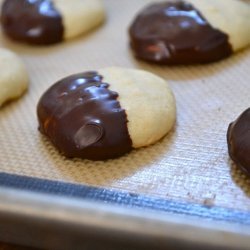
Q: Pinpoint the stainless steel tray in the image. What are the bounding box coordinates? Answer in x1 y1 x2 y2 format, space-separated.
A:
0 173 250 250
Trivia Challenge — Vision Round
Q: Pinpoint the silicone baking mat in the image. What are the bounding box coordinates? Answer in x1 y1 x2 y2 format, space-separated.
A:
0 0 250 219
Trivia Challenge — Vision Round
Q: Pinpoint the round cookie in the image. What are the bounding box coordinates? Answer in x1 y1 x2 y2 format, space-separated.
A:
227 108 250 176
1 0 105 45
129 0 250 64
0 48 29 107
37 67 176 160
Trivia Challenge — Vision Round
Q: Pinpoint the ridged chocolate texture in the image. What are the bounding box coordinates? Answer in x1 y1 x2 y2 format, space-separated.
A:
1 0 63 45
227 108 250 176
129 1 233 64
37 71 132 160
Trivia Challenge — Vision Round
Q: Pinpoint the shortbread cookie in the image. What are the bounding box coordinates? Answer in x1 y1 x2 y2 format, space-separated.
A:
0 48 29 107
227 108 250 176
129 0 250 64
37 67 176 160
1 0 105 45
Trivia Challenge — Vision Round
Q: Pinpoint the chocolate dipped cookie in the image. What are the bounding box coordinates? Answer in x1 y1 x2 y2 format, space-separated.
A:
37 67 176 160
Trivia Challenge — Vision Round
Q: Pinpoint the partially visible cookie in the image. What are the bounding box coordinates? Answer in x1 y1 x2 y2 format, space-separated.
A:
129 0 250 64
1 0 105 45
227 108 250 176
0 48 29 107
37 67 176 160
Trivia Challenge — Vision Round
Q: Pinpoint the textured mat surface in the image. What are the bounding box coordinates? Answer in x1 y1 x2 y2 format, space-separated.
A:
0 0 250 213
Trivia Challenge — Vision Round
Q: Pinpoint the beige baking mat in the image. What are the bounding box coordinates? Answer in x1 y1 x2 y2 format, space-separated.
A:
0 0 249 212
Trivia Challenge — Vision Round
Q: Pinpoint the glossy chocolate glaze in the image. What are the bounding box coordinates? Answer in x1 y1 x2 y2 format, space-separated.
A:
129 1 232 64
227 108 250 176
37 71 132 160
1 0 63 45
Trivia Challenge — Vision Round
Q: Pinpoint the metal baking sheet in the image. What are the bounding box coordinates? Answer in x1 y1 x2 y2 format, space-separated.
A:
0 0 250 249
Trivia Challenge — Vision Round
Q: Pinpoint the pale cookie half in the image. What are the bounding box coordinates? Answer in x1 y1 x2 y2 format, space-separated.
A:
37 67 176 160
54 0 105 40
99 67 176 148
1 0 105 45
188 0 250 52
0 48 29 107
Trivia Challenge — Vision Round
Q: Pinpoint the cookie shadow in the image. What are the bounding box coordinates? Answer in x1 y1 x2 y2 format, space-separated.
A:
0 89 29 114
229 159 250 197
0 23 105 56
38 127 177 187
127 48 250 81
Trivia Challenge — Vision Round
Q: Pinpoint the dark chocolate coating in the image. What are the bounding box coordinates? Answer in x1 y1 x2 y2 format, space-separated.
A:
1 0 63 45
227 108 250 176
37 71 132 160
129 1 233 64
